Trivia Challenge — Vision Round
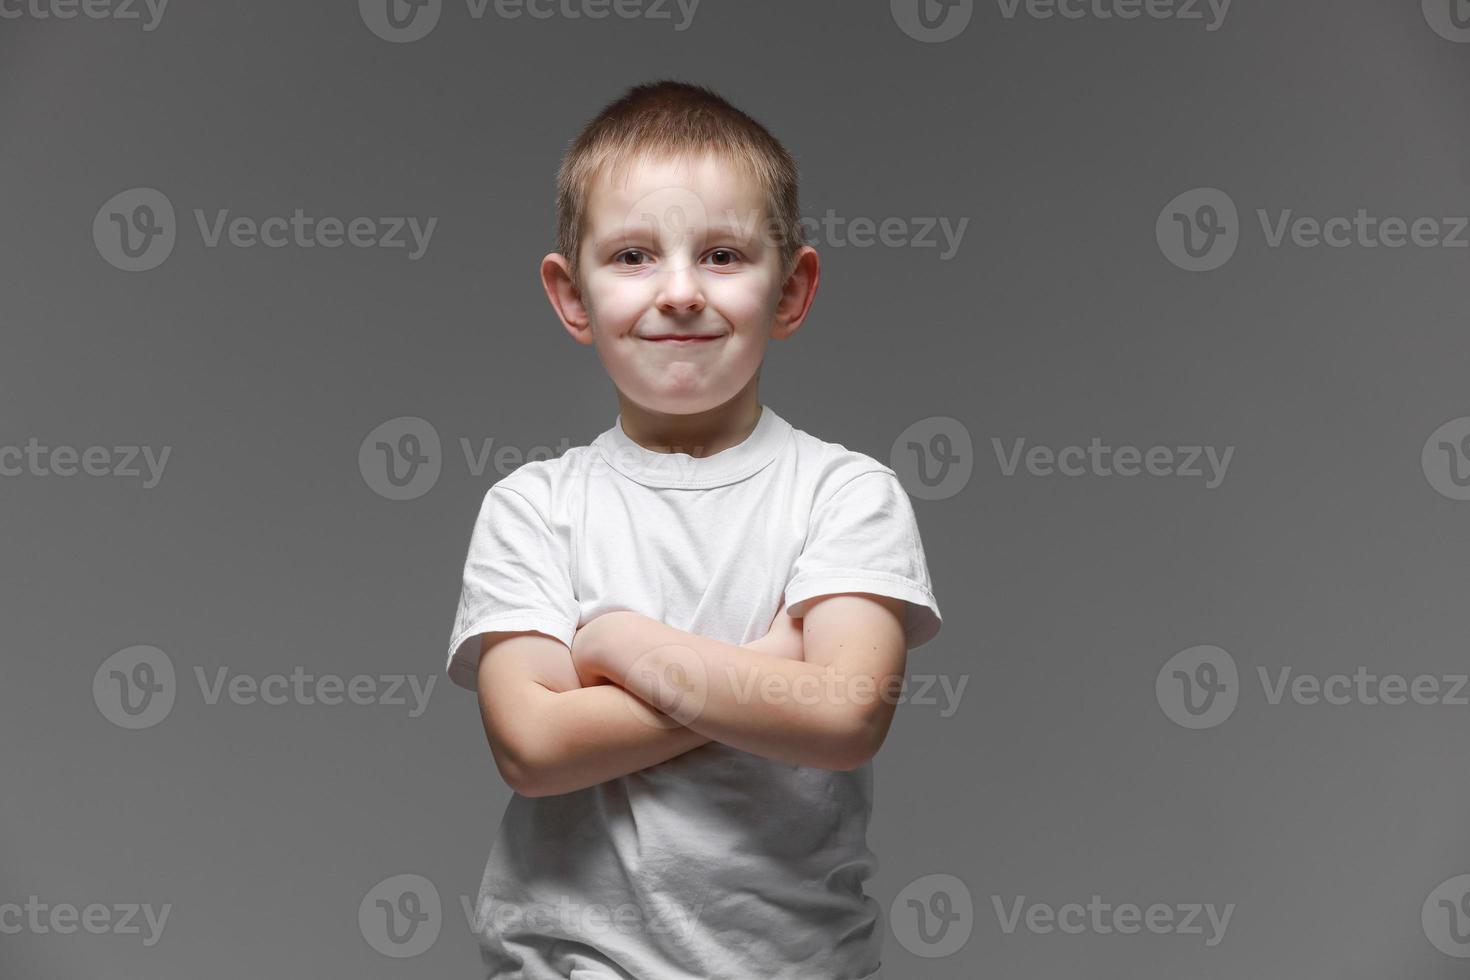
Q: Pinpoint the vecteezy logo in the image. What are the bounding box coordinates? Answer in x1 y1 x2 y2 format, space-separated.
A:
891 873 974 958
1421 417 1470 501
1156 645 1238 729
93 645 177 730
359 0 442 41
360 874 442 957
1423 0 1470 41
623 644 708 729
890 416 973 501
94 188 176 272
1424 874 1470 957
891 0 973 42
1156 188 1239 272
618 184 710 273
360 417 442 500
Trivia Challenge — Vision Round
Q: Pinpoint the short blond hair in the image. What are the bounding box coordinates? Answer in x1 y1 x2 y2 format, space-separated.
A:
554 79 804 285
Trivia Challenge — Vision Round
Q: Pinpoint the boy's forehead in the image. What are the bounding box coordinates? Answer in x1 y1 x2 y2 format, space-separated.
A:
584 152 768 235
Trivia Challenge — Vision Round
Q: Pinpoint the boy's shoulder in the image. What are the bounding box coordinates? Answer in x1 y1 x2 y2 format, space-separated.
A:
786 421 900 492
480 444 600 502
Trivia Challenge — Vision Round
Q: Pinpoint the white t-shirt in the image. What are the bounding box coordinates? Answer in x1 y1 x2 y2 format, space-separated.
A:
446 403 942 980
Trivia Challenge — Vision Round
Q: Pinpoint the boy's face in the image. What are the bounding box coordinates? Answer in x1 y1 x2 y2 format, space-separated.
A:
554 152 805 417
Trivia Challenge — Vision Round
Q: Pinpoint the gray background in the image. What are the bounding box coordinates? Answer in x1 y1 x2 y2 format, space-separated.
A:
5 0 1470 976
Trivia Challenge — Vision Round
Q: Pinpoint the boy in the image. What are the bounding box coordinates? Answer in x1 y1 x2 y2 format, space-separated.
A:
446 79 943 980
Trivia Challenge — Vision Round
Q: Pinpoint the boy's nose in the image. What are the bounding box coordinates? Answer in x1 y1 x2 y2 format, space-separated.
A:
654 262 705 314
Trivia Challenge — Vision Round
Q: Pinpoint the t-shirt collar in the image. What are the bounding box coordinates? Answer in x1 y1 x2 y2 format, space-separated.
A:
594 403 791 489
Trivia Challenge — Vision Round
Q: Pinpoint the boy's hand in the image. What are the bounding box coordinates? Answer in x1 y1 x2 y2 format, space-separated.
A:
744 598 805 662
572 604 803 693
570 614 616 688
571 610 648 688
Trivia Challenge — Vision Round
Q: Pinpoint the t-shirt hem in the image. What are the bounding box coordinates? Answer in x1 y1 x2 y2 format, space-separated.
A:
446 613 578 691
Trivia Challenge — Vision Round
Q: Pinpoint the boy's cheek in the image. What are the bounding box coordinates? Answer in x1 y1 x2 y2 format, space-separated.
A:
586 289 647 326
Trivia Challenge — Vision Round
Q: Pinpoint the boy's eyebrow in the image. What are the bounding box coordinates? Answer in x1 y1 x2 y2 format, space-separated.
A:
589 216 760 248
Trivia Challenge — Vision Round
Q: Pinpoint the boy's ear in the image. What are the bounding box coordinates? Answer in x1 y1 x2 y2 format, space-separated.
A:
771 245 820 341
540 252 594 345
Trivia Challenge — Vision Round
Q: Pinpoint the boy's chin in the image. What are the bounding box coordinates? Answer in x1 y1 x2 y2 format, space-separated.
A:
621 383 757 417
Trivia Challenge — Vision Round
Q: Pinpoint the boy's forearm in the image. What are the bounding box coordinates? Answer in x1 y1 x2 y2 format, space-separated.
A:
588 614 868 771
517 682 710 797
516 615 812 795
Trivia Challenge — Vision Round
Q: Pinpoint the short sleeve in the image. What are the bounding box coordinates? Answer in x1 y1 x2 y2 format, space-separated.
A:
445 485 580 691
783 469 943 650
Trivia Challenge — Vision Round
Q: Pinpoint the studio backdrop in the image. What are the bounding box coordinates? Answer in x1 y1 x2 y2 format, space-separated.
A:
4 1 1470 977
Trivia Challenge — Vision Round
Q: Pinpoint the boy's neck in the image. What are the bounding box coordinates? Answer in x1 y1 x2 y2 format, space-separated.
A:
616 383 763 458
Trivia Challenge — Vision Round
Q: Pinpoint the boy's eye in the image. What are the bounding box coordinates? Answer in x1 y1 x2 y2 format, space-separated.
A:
612 248 741 267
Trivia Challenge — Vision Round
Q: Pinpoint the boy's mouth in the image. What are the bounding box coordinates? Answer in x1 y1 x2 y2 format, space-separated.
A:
641 333 725 345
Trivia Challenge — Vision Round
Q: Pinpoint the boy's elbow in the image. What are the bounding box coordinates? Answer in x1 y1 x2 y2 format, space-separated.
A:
507 768 554 798
511 764 582 798
497 750 560 798
486 728 563 797
825 741 877 772
825 704 889 771
498 753 544 797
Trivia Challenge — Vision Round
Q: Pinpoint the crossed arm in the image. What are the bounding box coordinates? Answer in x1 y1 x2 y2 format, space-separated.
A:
476 594 909 798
